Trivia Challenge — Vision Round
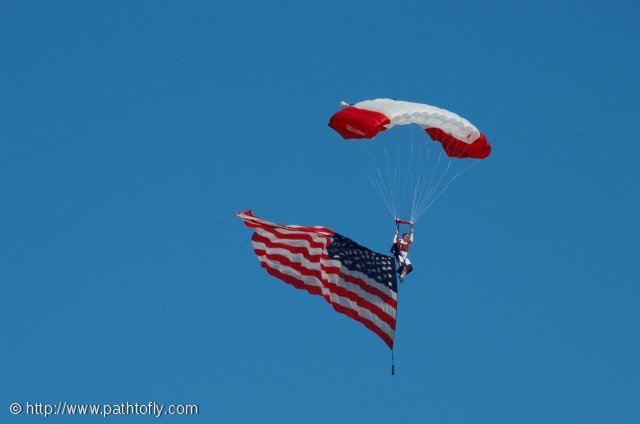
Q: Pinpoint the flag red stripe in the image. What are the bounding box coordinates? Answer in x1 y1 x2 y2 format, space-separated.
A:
242 215 334 238
238 210 397 350
260 263 394 349
253 248 396 329
252 232 397 308
331 301 394 349
251 232 325 260
322 263 398 309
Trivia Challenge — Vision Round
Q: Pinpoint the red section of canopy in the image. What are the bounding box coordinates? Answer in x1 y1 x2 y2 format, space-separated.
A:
328 106 390 139
425 128 491 159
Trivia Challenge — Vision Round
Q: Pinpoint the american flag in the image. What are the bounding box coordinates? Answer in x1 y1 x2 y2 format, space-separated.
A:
237 210 398 349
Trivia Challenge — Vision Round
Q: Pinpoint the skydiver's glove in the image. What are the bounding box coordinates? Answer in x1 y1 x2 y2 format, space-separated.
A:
410 228 414 233
396 229 399 235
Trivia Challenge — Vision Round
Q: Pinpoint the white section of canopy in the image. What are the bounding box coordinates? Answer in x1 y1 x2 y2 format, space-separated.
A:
354 98 481 143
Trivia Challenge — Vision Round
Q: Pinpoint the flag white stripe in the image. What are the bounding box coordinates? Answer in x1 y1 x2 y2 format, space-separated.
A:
252 239 397 311
254 255 395 341
238 210 397 348
255 229 397 301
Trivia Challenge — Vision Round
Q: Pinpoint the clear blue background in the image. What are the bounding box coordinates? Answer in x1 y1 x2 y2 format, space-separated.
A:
2 1 639 422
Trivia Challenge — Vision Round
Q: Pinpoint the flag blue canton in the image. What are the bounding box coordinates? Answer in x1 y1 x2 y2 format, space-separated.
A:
327 233 398 292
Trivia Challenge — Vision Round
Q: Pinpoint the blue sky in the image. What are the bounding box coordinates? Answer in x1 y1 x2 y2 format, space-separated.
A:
2 1 639 422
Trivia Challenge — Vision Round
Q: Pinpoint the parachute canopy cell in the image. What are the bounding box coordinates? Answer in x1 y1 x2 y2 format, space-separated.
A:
328 98 491 159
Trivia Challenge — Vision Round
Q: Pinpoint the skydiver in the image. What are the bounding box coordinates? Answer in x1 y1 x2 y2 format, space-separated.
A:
393 227 414 282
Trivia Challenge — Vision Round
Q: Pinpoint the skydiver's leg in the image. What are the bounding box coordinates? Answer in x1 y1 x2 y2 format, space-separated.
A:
400 258 412 280
396 257 405 274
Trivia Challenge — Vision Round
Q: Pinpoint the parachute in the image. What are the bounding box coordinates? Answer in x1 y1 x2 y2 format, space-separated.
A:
328 98 491 223
328 98 491 159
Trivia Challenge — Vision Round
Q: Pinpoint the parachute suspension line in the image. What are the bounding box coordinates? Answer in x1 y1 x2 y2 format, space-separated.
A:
407 144 447 223
368 130 414 221
367 125 483 224
411 152 451 223
368 146 397 220
410 145 438 222
392 127 422 224
411 158 482 223
390 130 412 221
368 166 392 219
423 134 484 209
401 132 418 217
413 162 453 222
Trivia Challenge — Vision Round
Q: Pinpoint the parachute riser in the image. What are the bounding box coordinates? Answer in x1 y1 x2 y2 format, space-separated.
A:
395 218 413 227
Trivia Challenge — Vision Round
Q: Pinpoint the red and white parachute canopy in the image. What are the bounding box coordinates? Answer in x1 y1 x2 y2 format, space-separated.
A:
328 98 491 159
